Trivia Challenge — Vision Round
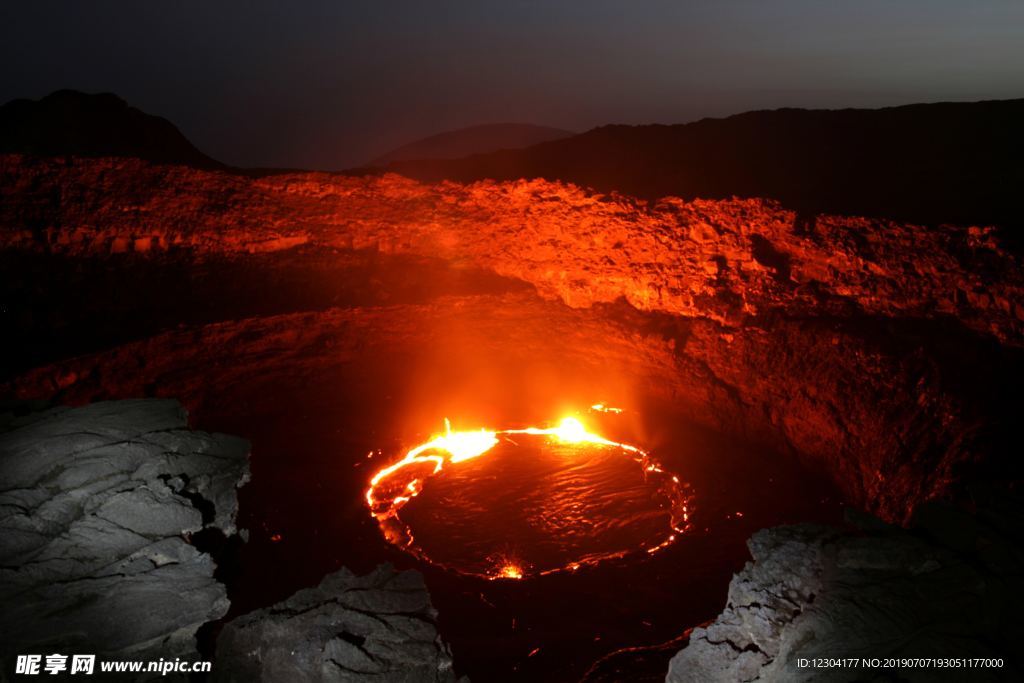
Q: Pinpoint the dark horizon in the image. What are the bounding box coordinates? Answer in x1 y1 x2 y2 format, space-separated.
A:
3 1 1023 169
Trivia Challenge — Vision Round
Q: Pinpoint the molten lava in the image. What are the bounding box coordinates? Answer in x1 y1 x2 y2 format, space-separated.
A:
366 411 691 579
495 562 524 580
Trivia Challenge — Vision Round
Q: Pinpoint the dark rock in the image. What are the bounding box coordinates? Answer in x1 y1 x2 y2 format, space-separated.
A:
0 399 249 665
214 564 461 682
667 505 1024 682
0 90 222 168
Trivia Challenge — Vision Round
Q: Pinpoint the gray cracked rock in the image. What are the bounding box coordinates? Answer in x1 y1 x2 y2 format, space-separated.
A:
667 504 1024 683
0 399 249 670
214 564 462 683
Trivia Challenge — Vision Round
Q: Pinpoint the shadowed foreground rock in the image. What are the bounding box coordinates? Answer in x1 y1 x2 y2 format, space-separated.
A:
667 499 1024 682
0 399 249 669
214 564 461 682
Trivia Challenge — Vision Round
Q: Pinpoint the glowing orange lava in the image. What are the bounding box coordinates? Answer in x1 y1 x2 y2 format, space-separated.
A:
495 562 524 580
365 411 691 579
590 403 624 414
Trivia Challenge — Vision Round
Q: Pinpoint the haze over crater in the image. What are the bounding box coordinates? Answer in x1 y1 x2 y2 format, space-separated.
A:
2 1 1022 169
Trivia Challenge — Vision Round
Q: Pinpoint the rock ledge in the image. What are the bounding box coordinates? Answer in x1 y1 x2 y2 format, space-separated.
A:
0 399 249 664
668 502 1024 682
214 564 461 682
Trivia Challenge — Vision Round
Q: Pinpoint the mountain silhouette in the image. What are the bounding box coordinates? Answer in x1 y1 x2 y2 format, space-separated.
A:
0 90 222 168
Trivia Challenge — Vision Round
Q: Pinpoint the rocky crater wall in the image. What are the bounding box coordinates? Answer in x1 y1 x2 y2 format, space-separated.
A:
2 154 1022 525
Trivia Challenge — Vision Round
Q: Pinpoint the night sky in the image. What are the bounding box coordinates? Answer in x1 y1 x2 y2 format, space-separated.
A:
2 1 1022 169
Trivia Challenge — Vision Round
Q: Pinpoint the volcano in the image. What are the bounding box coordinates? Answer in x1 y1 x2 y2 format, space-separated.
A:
2 94 1023 682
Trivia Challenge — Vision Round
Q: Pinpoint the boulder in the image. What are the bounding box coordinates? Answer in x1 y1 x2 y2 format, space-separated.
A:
0 399 249 665
214 564 461 682
667 503 1024 682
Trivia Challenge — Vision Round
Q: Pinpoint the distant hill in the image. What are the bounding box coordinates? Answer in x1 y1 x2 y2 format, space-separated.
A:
370 123 573 166
389 99 1024 232
0 90 222 168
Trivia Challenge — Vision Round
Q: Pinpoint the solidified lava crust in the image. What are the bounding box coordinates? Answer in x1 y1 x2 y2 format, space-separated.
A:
3 153 1023 524
3 155 1021 343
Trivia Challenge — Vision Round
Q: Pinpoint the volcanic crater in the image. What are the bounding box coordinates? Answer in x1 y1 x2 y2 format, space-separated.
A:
3 122 1023 680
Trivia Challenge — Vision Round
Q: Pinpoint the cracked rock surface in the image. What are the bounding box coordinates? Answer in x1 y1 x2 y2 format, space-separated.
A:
2 155 1021 345
0 399 249 665
667 499 1024 682
213 564 461 682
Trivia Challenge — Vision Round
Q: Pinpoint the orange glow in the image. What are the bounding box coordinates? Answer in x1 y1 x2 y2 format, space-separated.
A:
419 418 498 463
367 414 642 516
494 562 524 580
503 416 640 451
590 403 624 414
365 418 497 515
365 411 692 578
552 416 587 443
